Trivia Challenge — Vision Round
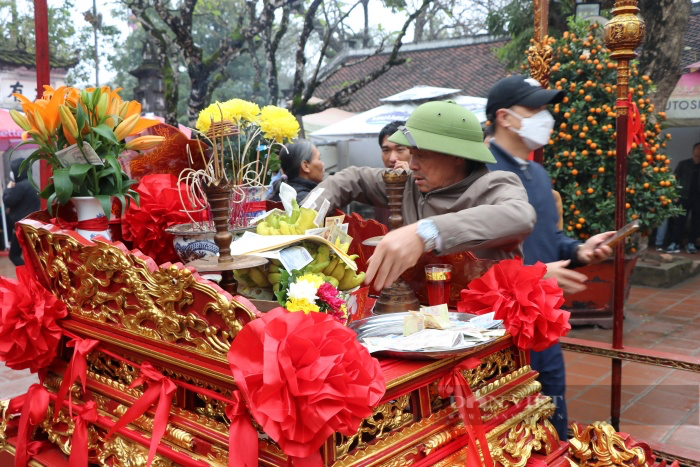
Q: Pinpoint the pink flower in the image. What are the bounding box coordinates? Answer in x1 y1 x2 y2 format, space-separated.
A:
318 282 344 311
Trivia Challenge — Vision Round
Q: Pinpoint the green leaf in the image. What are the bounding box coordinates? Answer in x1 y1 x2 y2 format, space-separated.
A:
76 102 87 133
103 154 123 193
47 192 57 216
95 195 112 220
39 182 55 199
92 124 118 144
52 168 74 205
97 167 116 178
68 163 93 185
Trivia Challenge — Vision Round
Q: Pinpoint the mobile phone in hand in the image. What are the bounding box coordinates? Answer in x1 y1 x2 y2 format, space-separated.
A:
599 220 640 249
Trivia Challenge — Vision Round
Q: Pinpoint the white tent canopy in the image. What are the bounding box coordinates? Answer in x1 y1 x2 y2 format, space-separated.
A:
308 86 487 170
310 87 487 143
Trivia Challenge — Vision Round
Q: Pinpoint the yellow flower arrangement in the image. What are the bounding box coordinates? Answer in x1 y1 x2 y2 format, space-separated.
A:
259 105 300 143
195 99 262 133
286 298 321 314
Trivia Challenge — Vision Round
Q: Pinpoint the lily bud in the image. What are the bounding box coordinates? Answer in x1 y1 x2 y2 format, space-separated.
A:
9 109 31 131
96 92 109 118
118 101 130 119
33 110 50 141
113 114 140 141
58 105 79 139
81 90 92 108
124 135 165 151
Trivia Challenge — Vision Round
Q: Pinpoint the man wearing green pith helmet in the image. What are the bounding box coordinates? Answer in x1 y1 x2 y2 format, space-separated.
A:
308 100 536 291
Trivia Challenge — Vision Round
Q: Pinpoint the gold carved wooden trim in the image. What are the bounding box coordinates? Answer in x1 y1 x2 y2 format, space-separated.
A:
0 399 10 451
98 435 176 467
569 421 647 466
487 400 558 467
333 406 457 466
335 393 413 458
20 222 257 360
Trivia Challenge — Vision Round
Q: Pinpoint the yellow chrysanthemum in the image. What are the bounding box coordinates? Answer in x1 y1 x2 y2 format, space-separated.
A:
297 273 325 289
195 102 226 133
286 298 320 314
220 98 260 126
258 105 300 143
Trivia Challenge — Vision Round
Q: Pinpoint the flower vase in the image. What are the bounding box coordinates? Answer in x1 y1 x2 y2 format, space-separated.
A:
71 197 112 241
230 185 267 229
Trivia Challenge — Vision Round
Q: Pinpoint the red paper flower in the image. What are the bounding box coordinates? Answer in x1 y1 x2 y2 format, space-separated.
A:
0 266 67 372
122 174 207 265
228 307 385 463
456 259 570 352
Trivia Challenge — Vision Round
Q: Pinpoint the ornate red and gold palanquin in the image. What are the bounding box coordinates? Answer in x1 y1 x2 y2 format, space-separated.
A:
0 215 670 466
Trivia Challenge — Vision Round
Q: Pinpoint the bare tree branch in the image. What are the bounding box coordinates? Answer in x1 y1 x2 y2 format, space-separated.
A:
311 0 433 112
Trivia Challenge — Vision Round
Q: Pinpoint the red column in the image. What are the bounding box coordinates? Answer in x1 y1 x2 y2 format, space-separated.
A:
34 0 51 209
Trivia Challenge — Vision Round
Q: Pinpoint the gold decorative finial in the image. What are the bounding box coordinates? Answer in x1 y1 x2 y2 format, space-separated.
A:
603 0 646 61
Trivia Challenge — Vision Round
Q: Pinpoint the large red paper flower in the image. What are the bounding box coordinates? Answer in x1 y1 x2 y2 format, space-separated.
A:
228 307 385 463
122 174 207 265
0 266 68 372
456 259 570 352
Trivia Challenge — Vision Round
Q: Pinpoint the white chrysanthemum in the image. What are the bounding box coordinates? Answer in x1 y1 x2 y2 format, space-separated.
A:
287 279 319 303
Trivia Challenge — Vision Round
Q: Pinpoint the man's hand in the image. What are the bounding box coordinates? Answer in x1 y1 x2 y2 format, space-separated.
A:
545 260 588 295
393 160 410 171
7 181 15 189
577 231 615 265
365 223 424 291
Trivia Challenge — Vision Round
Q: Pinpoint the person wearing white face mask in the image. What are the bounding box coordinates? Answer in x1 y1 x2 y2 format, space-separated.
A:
486 75 616 441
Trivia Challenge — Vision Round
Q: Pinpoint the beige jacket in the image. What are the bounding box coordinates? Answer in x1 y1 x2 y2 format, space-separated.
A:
312 165 536 260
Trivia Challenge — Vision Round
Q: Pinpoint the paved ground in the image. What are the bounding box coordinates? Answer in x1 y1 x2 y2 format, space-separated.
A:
565 250 700 457
0 253 699 456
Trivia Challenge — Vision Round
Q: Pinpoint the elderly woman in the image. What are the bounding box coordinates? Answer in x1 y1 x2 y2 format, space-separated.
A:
268 139 325 204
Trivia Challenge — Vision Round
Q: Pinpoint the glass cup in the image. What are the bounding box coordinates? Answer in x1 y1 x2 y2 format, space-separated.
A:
425 264 452 306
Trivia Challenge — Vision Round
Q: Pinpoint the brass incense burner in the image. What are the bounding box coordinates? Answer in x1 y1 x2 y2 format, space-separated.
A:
373 170 420 314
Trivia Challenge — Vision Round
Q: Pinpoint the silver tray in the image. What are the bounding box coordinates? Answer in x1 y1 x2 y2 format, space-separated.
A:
348 312 505 360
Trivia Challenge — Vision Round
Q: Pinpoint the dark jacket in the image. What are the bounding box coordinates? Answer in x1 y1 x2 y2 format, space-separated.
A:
269 177 319 204
674 158 700 199
488 142 580 266
4 158 40 227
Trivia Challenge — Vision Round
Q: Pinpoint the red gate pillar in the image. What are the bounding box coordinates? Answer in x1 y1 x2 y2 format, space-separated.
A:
603 0 645 431
34 0 51 209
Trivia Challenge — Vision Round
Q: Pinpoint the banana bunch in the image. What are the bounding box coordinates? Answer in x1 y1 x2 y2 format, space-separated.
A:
234 244 366 293
257 200 317 235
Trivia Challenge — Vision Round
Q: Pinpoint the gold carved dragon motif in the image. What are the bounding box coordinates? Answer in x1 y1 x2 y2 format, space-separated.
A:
19 221 258 359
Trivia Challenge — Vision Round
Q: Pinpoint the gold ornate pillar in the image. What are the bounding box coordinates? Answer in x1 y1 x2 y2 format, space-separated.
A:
528 0 552 164
602 0 645 432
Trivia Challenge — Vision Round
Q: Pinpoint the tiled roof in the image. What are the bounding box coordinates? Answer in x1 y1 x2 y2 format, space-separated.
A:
0 50 78 69
681 12 700 70
314 36 509 112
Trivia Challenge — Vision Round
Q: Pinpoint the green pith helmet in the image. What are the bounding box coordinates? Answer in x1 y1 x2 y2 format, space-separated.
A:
388 100 496 163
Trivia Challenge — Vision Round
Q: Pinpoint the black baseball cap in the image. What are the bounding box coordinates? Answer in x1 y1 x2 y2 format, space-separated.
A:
486 75 564 120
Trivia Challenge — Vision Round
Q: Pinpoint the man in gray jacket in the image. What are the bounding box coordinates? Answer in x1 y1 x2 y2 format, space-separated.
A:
309 100 536 291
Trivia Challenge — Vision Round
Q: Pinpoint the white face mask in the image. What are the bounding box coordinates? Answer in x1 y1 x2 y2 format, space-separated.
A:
505 109 555 150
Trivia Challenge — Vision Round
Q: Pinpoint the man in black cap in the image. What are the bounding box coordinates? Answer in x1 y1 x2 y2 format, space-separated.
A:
486 75 615 440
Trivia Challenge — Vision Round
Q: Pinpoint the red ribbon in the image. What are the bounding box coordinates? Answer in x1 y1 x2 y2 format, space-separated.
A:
226 391 258 467
12 384 51 467
626 93 652 157
54 337 100 419
437 358 494 467
50 216 109 232
69 401 98 467
104 361 177 467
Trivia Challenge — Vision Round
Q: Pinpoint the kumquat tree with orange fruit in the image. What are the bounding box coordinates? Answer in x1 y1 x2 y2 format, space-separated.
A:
540 18 683 248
